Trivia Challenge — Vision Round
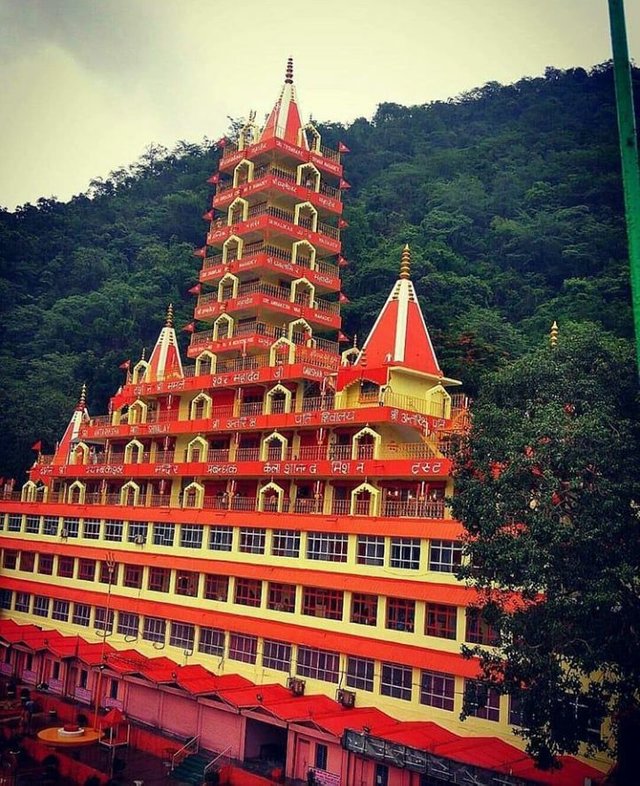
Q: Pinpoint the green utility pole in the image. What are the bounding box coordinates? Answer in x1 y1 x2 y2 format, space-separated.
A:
608 0 640 375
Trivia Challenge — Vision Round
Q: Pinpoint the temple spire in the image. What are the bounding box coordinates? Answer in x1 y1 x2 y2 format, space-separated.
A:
285 57 294 84
550 320 559 347
166 303 174 328
399 244 411 280
77 383 87 411
259 58 305 147
144 304 184 383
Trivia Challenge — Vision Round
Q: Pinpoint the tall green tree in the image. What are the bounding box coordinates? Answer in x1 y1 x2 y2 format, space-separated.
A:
451 323 640 784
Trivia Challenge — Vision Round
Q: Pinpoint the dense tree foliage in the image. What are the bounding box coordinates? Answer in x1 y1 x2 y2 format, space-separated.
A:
451 324 640 782
0 63 637 478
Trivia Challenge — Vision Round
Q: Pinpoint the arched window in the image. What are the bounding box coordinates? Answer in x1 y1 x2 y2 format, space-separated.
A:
294 201 318 233
68 481 86 505
291 240 316 269
260 431 288 461
128 399 148 425
212 314 234 341
299 123 321 153
297 163 320 192
120 481 141 506
228 197 248 226
258 481 285 513
190 393 212 421
182 482 204 509
195 351 216 376
233 159 255 186
265 384 292 415
222 235 243 264
186 436 209 463
132 360 149 384
218 273 239 302
350 482 380 516
291 278 315 308
124 440 145 464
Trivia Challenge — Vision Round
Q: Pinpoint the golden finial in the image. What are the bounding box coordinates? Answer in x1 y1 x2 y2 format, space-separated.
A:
399 244 411 280
79 383 87 408
353 333 358 348
166 303 174 328
285 57 294 84
141 347 146 361
550 320 558 348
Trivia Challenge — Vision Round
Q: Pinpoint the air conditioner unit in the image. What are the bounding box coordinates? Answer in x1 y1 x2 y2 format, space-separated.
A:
134 534 145 545
336 689 356 708
288 677 306 696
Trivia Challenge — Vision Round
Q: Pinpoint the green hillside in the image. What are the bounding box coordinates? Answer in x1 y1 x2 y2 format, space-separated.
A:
0 63 636 479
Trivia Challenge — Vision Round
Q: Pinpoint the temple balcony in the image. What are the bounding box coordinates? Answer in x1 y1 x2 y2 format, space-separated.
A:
218 135 343 179
206 204 341 255
194 281 341 330
187 320 339 362
213 164 343 215
200 242 340 293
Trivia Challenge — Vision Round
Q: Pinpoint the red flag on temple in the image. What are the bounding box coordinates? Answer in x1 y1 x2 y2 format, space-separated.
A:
202 210 214 220
338 219 349 229
215 138 227 148
338 256 348 267
188 284 202 295
182 323 196 333
339 293 350 304
339 179 351 190
31 441 42 452
337 331 349 342
118 360 131 370
193 247 207 258
207 173 220 184
338 142 350 153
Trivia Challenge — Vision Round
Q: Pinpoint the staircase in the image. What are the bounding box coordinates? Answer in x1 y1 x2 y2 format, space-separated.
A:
171 752 211 785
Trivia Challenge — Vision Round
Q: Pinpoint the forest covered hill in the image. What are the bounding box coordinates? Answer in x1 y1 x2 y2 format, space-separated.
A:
0 63 637 479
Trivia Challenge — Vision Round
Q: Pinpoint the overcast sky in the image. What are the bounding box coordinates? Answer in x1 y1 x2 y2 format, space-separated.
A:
1 0 638 210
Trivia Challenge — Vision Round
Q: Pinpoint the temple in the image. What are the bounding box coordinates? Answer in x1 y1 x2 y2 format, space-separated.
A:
0 61 604 786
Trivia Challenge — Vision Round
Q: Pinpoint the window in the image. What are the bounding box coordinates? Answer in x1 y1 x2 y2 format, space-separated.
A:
271 529 300 558
57 556 75 578
429 540 463 573
425 603 457 640
143 617 166 643
63 517 79 538
297 646 339 683
509 693 526 727
43 516 59 536
386 598 415 632
99 561 119 585
228 633 258 664
350 593 378 626
464 680 500 722
83 518 101 539
19 552 35 572
390 538 421 570
239 527 266 554
356 535 385 566
307 532 348 562
175 571 199 597
302 587 343 620
267 583 296 613
262 639 291 672
104 519 123 542
118 611 140 638
204 574 229 601
2 550 17 569
0 590 12 610
380 663 413 701
78 559 96 581
123 565 143 589
235 578 262 607
199 627 225 656
148 567 170 592
208 526 233 551
180 524 203 549
95 607 114 634
153 523 175 547
14 593 30 612
170 622 195 650
52 600 70 622
73 603 91 627
315 744 328 771
420 670 455 711
38 554 54 575
7 514 22 532
25 515 40 534
33 596 50 617
346 656 374 691
465 609 499 646
128 522 148 544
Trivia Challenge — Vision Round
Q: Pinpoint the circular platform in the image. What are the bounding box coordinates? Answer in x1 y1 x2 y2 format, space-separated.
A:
37 726 102 747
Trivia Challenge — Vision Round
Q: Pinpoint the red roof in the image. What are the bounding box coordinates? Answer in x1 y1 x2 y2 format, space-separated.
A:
177 665 252 696
105 649 149 674
259 59 305 148
76 641 115 666
375 720 458 750
216 683 292 708
145 320 183 383
261 694 339 722
314 707 397 736
138 656 179 684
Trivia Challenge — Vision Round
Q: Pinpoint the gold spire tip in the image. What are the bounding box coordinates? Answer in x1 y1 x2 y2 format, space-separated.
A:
141 347 146 361
353 333 358 348
166 303 174 328
285 57 294 84
79 383 87 406
399 244 411 280
550 320 559 348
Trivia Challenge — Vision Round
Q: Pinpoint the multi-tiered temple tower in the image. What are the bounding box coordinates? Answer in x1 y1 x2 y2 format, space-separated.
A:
0 62 603 786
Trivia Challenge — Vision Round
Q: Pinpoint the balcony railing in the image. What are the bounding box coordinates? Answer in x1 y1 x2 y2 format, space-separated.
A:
220 140 341 164
197 281 340 315
190 321 338 354
15 491 446 520
226 203 340 241
202 241 338 278
217 165 341 200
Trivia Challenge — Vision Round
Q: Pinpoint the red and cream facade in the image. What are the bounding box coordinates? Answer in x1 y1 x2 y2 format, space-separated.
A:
0 63 604 786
